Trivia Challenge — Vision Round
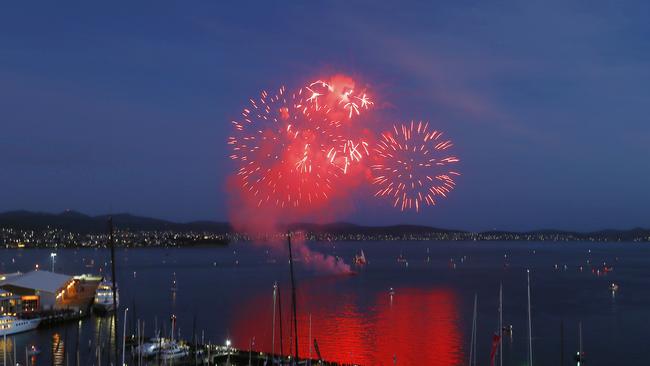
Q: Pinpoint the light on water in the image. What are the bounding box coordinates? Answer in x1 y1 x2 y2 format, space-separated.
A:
1 241 648 365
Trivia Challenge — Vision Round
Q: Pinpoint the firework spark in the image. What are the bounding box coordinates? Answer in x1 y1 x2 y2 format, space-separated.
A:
371 121 460 212
325 138 371 174
229 86 350 209
302 75 375 173
305 76 374 119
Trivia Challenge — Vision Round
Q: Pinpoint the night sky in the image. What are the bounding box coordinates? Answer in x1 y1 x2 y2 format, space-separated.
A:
1 1 649 231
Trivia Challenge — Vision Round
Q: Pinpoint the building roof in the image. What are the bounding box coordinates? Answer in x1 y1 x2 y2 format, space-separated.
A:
0 272 22 282
0 270 72 294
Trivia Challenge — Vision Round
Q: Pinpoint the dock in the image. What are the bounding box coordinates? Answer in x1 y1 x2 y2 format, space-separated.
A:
126 342 359 366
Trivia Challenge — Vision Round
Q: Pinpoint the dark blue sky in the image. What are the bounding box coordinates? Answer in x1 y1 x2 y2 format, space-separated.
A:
1 1 649 231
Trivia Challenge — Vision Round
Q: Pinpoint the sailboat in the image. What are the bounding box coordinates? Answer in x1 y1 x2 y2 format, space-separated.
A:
353 250 367 266
499 283 503 366
489 283 503 366
469 293 477 366
527 269 533 366
574 322 586 363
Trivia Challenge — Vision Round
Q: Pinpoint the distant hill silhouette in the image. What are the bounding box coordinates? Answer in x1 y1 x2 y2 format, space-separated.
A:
288 222 464 235
0 210 648 241
0 210 230 233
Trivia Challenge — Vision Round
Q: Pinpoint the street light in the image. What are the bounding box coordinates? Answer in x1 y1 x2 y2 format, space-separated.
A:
50 252 57 272
225 339 232 366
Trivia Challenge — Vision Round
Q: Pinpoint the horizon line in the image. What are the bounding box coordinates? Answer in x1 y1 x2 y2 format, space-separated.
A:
0 209 648 234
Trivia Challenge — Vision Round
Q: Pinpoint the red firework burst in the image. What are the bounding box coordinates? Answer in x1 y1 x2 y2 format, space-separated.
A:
229 86 348 208
303 75 375 173
325 137 371 174
371 121 460 212
305 76 374 119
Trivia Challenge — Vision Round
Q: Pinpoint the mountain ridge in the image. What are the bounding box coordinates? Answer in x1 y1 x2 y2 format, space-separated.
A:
0 210 648 241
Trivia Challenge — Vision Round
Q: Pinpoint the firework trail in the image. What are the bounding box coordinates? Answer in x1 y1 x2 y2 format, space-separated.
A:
227 76 462 272
371 121 460 212
323 137 372 174
229 86 348 209
227 85 356 274
306 78 373 119
305 75 375 173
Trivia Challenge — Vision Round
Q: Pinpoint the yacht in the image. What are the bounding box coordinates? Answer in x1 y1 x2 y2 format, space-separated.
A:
134 337 172 358
0 316 41 336
171 272 177 292
160 342 189 360
353 250 367 266
93 280 119 314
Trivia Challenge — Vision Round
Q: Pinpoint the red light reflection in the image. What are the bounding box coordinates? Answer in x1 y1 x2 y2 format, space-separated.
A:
231 283 463 365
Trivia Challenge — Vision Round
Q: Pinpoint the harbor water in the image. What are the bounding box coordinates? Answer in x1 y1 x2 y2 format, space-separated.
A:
1 240 648 365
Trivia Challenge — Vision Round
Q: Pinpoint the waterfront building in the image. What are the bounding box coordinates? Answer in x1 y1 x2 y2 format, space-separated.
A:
0 270 74 311
0 289 21 315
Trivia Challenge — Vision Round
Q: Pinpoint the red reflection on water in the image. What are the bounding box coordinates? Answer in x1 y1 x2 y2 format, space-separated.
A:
231 282 463 365
372 289 463 365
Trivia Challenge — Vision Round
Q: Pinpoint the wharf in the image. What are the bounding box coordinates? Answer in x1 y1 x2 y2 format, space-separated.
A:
28 308 87 326
60 274 102 310
20 274 101 326
129 343 358 366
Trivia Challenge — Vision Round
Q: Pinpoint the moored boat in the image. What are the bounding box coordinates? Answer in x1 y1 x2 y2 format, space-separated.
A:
160 342 189 360
0 316 41 336
134 337 172 358
93 280 119 314
27 345 41 356
574 321 586 363
353 250 367 266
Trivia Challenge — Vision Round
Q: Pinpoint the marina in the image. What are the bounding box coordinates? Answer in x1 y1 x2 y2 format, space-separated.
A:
0 240 646 365
3 0 648 363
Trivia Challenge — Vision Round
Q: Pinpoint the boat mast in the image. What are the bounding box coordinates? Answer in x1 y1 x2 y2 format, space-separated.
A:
287 231 299 363
499 282 503 366
474 295 477 366
560 319 564 366
272 282 277 359
278 284 284 359
469 293 477 366
527 269 533 366
108 216 120 365
76 319 81 366
578 321 583 358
